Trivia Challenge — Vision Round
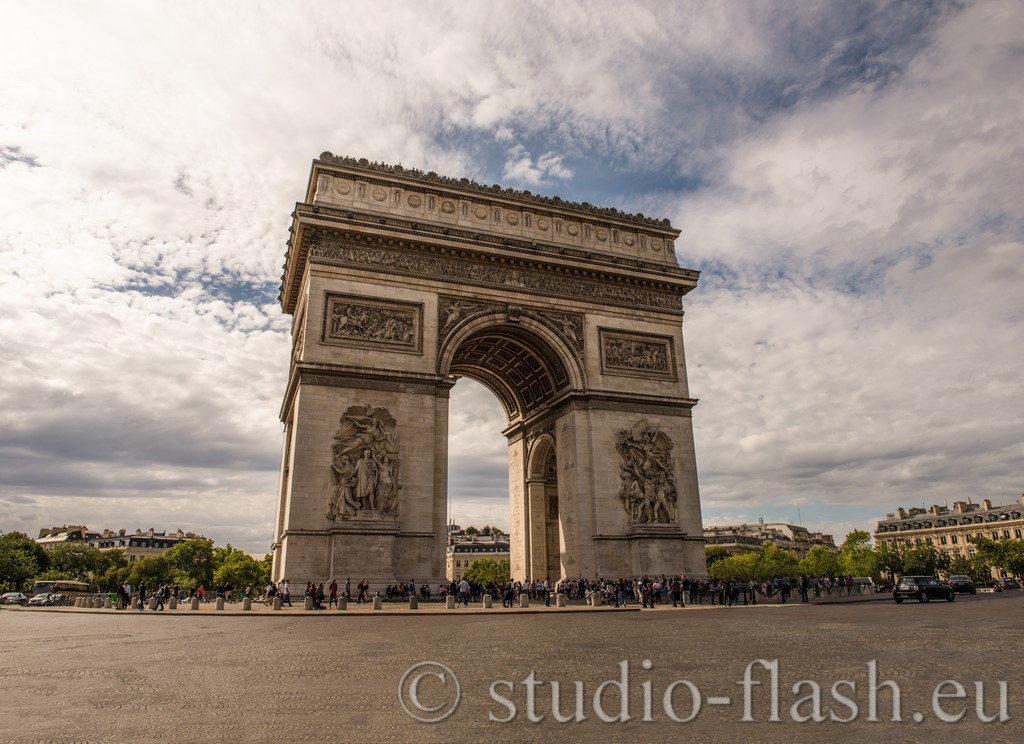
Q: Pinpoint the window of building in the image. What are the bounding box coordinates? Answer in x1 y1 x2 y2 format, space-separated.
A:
926 537 933 544
1003 530 1011 539
951 535 958 544
1016 529 1022 539
940 536 947 545
992 531 999 540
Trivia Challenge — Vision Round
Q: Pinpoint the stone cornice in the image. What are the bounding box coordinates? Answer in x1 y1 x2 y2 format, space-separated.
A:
281 203 696 315
315 152 673 228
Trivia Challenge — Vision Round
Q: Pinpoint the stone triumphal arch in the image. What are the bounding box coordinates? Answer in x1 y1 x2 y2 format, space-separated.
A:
271 153 708 584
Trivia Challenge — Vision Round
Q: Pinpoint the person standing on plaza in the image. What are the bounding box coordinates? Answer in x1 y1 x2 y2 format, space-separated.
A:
137 582 147 611
328 579 338 608
458 577 470 607
281 579 292 606
153 584 166 611
345 577 351 601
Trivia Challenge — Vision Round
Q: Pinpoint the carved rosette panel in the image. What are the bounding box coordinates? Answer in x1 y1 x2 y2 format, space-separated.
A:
327 404 401 521
322 292 423 353
599 329 677 381
309 241 681 311
616 419 678 525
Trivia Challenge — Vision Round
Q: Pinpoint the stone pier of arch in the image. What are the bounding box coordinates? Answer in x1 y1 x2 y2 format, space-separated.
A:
271 154 708 586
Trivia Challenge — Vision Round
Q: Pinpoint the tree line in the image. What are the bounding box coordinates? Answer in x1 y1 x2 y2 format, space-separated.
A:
0 531 271 593
706 529 1023 583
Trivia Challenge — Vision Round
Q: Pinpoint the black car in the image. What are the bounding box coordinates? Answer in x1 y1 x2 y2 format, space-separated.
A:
947 575 976 594
893 576 955 604
994 577 1021 592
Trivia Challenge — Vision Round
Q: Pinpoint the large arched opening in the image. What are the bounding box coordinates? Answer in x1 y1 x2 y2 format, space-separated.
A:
441 318 579 581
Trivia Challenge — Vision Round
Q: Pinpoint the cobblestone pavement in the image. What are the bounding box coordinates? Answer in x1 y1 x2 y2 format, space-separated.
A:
1 591 1021 743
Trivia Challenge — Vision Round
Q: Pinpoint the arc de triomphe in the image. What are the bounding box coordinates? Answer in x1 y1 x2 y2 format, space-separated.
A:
271 153 707 584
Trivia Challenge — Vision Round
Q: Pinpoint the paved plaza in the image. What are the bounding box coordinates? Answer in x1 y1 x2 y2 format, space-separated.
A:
2 592 1022 743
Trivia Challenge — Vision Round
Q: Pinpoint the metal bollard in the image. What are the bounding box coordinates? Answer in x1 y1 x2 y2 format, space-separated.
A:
373 596 382 611
409 595 418 610
216 597 225 611
243 597 251 611
483 595 493 609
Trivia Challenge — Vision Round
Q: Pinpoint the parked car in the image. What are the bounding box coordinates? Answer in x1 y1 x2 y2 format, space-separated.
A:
994 577 1021 592
1 592 28 606
893 576 955 604
947 575 976 594
27 593 53 606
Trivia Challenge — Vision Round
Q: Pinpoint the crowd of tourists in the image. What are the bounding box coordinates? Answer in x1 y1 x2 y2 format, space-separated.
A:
105 574 866 611
113 581 244 610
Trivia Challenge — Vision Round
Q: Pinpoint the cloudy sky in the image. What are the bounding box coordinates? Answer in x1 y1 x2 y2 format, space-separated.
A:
2 1 1021 554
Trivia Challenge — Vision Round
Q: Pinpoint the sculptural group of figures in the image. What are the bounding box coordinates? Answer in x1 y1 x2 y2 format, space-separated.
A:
605 338 667 371
616 419 678 524
329 302 415 345
327 405 401 520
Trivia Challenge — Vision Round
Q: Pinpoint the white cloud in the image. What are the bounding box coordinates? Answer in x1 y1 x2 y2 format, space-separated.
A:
501 144 574 187
0 0 1019 554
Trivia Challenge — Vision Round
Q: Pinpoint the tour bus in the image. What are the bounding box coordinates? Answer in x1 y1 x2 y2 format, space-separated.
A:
30 579 91 599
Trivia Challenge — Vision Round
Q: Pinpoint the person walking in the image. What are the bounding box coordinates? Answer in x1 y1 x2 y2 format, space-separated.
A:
137 582 147 611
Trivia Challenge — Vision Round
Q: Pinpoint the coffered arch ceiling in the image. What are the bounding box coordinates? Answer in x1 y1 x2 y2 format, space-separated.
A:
446 325 571 422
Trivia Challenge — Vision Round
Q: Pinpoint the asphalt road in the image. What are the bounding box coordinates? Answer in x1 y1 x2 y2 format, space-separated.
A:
1 590 1021 743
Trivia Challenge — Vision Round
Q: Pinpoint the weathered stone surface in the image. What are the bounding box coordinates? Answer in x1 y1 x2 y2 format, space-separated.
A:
273 158 707 586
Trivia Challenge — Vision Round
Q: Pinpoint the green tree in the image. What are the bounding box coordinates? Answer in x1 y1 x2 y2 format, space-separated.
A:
875 542 906 581
464 557 510 585
0 531 48 591
901 543 949 576
127 555 172 588
96 562 131 592
704 546 731 570
213 550 266 592
464 526 479 536
838 530 877 577
799 545 841 578
760 543 800 579
709 553 758 581
162 539 215 589
45 543 105 581
972 536 1024 577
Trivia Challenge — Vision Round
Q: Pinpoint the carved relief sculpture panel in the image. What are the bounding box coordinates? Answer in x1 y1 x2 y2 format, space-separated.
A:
327 404 401 521
321 292 423 353
616 419 678 524
599 328 677 380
